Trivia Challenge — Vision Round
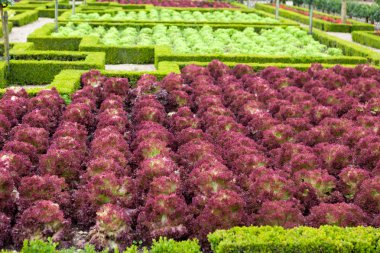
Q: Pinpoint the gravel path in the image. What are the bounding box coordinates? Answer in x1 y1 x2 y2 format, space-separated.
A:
105 64 156 71
2 18 53 43
327 32 380 53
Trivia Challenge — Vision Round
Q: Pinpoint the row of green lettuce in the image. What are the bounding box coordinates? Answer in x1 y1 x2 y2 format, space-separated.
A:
255 3 374 33
2 226 380 253
26 23 380 66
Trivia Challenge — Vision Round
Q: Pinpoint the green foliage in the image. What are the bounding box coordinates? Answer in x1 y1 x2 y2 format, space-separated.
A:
311 28 380 64
28 23 83 51
311 0 380 23
9 10 38 26
8 49 104 85
0 0 14 7
0 22 13 38
208 226 380 253
255 3 374 32
150 237 201 253
123 245 149 253
175 60 368 71
56 23 342 57
79 35 154 64
21 238 58 253
123 238 200 253
352 31 380 50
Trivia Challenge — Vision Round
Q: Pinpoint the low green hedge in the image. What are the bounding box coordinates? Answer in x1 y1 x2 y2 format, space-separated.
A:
0 62 7 89
255 3 374 32
0 59 178 95
28 22 296 53
0 68 83 97
9 1 70 18
0 22 13 38
6 42 105 85
154 45 367 68
310 28 380 64
79 36 155 64
208 226 380 253
28 23 83 50
175 61 373 71
0 237 201 253
9 10 38 26
352 31 380 50
125 237 201 253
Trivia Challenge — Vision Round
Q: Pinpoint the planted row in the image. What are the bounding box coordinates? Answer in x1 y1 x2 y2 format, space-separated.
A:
1 61 380 252
70 9 278 23
53 24 342 56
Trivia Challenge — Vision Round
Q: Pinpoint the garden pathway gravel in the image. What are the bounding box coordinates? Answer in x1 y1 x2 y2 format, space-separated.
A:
105 64 156 71
2 18 54 43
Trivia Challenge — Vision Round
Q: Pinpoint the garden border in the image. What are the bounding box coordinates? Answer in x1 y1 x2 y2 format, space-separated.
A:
208 226 380 253
9 10 38 26
352 31 380 50
27 23 374 66
0 42 105 86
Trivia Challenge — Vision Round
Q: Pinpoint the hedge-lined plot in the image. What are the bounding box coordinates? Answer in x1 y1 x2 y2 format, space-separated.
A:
1 61 380 252
53 24 342 56
352 31 380 50
2 0 380 251
209 226 380 253
28 21 380 65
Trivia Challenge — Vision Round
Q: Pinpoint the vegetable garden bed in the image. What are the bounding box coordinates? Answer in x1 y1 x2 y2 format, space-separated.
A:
255 3 374 33
28 22 374 65
1 60 380 252
0 43 105 87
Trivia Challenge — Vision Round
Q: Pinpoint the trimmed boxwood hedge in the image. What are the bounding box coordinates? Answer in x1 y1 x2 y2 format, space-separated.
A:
28 22 295 52
1 226 380 252
208 226 380 253
28 23 373 66
352 31 380 50
28 23 83 50
3 42 105 85
0 59 180 95
154 46 367 68
9 10 38 26
0 69 83 97
255 3 374 33
310 28 380 64
174 61 374 71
